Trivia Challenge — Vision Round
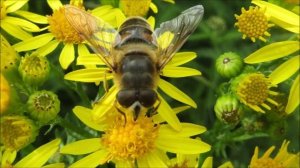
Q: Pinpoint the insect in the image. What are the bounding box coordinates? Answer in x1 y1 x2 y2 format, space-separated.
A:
65 4 204 120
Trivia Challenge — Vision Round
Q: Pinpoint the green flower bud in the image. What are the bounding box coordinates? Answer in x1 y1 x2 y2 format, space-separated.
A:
27 90 60 125
216 52 243 78
207 16 227 33
214 94 243 125
18 53 50 87
0 115 38 150
1 35 20 72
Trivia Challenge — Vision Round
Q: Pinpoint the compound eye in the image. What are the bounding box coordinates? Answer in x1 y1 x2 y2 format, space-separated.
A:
139 89 157 107
117 90 136 107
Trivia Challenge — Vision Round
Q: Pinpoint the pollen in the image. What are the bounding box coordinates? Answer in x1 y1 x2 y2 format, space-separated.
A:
47 6 84 44
233 73 278 113
250 158 284 168
102 115 159 161
235 6 273 42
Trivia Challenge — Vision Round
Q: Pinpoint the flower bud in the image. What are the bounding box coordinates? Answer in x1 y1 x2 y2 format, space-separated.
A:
0 115 38 150
0 35 20 72
119 0 151 17
216 52 243 78
27 90 60 124
18 53 50 87
214 94 243 125
0 74 10 114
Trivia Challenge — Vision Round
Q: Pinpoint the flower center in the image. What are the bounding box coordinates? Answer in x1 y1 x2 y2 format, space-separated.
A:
237 73 270 106
47 6 84 43
250 158 284 168
235 6 272 42
102 115 159 161
119 0 151 16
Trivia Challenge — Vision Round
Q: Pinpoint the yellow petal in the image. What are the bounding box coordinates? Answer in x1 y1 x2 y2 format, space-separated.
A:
60 138 102 155
201 157 213 168
64 68 112 82
162 66 201 78
91 5 113 17
1 21 32 40
77 54 105 65
4 16 40 32
5 0 28 13
13 33 54 52
73 106 104 131
145 151 168 168
42 163 65 168
137 156 150 168
218 161 234 168
159 123 206 137
47 0 63 10
167 52 197 66
115 161 132 168
78 44 90 56
252 0 299 33
244 41 300 63
269 56 300 85
155 136 211 154
69 150 109 168
285 74 299 114
158 79 197 108
147 16 155 30
59 43 75 69
14 139 61 167
157 95 181 131
13 10 48 24
153 106 190 123
150 3 158 13
163 0 175 4
36 39 60 57
92 85 117 120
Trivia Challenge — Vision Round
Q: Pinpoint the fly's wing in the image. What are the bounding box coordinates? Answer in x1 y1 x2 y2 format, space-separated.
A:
65 5 119 70
154 5 204 71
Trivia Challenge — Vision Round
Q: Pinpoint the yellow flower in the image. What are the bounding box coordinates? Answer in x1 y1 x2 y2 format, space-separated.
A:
0 74 10 114
243 1 299 114
244 41 300 114
0 0 46 40
234 6 274 42
60 106 210 167
65 51 201 131
119 0 174 17
249 140 299 168
231 73 279 113
0 139 63 168
12 0 126 69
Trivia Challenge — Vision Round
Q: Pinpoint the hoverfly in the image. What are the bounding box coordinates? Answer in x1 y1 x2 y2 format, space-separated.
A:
65 4 204 120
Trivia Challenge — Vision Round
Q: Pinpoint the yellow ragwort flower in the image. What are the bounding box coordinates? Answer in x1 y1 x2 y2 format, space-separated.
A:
0 74 10 114
60 106 210 167
201 156 234 168
231 73 279 113
0 139 63 168
235 6 274 42
0 0 46 40
243 1 299 113
12 0 126 69
249 140 299 168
